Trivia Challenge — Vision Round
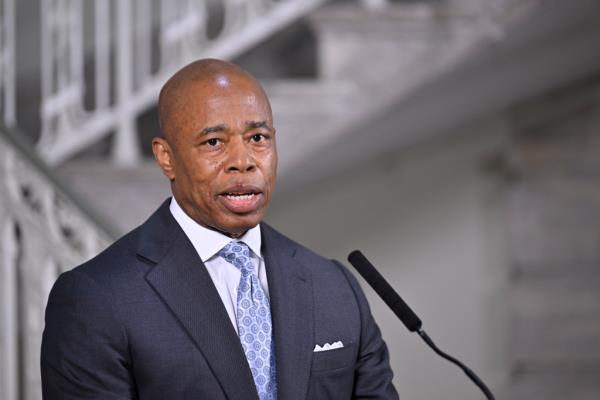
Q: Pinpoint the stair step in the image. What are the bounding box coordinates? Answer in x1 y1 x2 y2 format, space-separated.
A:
264 79 358 113
310 3 480 80
57 160 170 234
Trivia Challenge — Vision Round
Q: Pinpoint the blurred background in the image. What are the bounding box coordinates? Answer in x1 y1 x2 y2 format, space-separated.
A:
1 0 600 399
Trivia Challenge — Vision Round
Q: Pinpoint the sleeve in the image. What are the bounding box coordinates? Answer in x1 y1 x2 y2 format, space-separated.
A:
333 260 400 400
41 269 137 399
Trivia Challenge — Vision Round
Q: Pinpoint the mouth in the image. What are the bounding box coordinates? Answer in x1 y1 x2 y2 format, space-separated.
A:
218 186 264 214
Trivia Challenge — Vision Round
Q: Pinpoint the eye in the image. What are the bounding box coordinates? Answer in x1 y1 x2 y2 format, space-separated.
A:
206 138 220 146
251 134 264 142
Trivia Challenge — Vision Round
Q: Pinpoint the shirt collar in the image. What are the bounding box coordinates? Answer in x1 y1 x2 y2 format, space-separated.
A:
169 197 262 262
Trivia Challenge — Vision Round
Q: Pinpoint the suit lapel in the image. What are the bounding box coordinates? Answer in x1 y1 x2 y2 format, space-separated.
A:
262 224 314 400
139 202 258 400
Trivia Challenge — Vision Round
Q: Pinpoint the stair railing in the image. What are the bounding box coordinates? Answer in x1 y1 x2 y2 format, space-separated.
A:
0 126 114 400
35 0 328 166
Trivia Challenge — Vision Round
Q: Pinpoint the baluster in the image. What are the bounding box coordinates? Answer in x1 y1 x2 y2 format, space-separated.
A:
222 0 247 37
38 0 87 163
0 0 15 127
0 216 19 400
94 0 111 110
181 0 207 61
134 0 152 90
69 0 84 115
159 0 175 71
161 0 207 69
113 0 141 165
39 0 55 152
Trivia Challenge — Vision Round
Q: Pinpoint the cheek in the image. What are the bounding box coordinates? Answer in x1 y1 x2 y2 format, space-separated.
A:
266 153 278 180
192 161 224 195
195 158 222 179
191 182 216 212
211 160 225 170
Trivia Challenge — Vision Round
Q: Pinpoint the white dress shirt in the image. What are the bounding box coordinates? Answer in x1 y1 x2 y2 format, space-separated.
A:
169 197 270 334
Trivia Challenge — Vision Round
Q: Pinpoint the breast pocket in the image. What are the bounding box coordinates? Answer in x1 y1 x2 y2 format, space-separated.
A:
308 343 357 400
311 342 356 373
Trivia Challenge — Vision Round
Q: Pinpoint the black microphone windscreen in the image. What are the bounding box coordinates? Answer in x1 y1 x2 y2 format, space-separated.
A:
348 250 422 332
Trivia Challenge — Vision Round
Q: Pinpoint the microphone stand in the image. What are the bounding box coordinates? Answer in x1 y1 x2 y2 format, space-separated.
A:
348 250 496 400
417 329 495 400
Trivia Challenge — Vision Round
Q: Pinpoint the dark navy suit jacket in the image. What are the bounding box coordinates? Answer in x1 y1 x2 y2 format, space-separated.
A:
41 200 398 399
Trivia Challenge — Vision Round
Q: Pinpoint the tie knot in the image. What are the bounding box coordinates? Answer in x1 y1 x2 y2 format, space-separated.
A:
219 241 254 273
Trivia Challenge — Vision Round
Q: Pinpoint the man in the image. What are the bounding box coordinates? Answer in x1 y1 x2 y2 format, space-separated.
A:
41 59 398 399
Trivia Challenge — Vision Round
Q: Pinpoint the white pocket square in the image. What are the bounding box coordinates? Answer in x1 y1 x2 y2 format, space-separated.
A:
313 341 344 352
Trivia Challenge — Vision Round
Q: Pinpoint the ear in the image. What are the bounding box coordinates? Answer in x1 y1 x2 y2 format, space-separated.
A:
152 137 176 180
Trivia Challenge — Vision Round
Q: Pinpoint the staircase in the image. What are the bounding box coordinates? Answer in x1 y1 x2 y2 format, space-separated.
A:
56 0 570 234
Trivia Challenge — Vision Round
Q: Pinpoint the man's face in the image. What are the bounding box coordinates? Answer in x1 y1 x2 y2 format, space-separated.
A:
154 75 277 237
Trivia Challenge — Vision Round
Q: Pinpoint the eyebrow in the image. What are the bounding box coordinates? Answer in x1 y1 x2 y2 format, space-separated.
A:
198 121 273 136
246 120 273 131
200 124 227 135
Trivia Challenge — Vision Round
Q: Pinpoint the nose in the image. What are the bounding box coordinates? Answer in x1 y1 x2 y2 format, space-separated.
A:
225 138 255 173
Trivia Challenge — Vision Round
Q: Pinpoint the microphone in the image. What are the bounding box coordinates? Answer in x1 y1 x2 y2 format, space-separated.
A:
348 250 422 332
347 250 496 400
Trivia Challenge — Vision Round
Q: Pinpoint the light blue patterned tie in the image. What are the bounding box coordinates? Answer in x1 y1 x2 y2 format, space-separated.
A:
219 241 277 400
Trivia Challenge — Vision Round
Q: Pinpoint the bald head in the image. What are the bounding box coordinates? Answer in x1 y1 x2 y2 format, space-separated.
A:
152 58 277 238
158 59 271 142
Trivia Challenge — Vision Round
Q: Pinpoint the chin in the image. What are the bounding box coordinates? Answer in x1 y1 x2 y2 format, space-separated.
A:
219 216 262 238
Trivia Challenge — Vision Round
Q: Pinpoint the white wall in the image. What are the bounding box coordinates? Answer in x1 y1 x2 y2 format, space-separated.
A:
267 119 511 399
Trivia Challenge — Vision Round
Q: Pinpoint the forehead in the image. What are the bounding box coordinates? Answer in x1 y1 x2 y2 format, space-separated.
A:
163 76 272 136
202 85 269 115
